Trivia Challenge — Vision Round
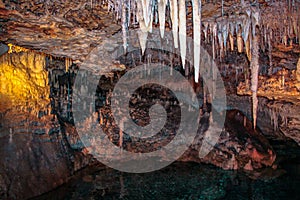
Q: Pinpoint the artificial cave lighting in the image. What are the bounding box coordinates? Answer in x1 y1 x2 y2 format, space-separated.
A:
0 1 299 200
0 46 49 112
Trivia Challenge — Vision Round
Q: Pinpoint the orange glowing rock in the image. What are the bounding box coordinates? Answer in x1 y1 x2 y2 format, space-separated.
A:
0 48 49 111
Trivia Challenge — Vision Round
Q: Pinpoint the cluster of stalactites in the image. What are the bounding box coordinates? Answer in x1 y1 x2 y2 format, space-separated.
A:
104 1 265 80
104 0 299 75
104 0 299 130
104 0 199 80
105 0 262 129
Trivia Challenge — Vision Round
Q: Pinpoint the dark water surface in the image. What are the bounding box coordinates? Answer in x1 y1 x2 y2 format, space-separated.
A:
33 158 299 200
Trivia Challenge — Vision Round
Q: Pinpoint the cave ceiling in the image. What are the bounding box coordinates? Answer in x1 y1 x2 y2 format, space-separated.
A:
0 0 299 65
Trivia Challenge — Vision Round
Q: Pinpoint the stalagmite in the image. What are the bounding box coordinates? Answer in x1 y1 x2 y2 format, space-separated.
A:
179 0 187 68
158 0 167 38
250 28 260 130
192 0 201 83
170 0 179 48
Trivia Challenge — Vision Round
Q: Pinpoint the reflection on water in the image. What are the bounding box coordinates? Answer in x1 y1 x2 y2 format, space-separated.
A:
34 161 299 200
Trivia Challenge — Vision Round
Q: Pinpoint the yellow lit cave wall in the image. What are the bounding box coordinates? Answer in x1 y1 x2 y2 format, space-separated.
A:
0 45 49 111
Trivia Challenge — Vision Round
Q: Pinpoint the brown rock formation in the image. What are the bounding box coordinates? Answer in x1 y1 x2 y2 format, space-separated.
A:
0 0 299 199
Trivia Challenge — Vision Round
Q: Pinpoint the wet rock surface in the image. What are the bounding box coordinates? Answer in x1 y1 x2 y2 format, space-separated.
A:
180 110 276 171
0 51 91 200
0 111 70 200
68 64 276 171
227 95 300 146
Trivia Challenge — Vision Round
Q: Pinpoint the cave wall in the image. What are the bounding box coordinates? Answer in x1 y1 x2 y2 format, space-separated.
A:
0 50 90 199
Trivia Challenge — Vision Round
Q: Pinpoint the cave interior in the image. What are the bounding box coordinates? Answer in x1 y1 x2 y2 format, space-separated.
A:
0 0 300 199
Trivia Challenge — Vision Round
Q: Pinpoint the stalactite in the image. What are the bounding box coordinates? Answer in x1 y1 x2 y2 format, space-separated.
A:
235 67 239 85
228 23 234 51
292 15 298 42
65 58 72 72
296 57 300 82
221 0 224 16
212 23 217 59
119 119 124 149
158 0 167 38
271 108 278 131
252 10 260 37
281 71 285 87
218 27 224 60
122 0 128 52
243 15 251 47
179 0 186 69
115 0 122 20
229 33 234 51
65 57 69 72
170 0 179 48
9 128 13 144
212 58 216 100
203 85 207 111
141 0 152 27
221 21 229 55
237 26 243 53
202 22 206 42
192 0 201 83
168 52 173 76
250 28 259 130
245 35 251 61
136 0 152 55
127 0 131 27
268 30 273 75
